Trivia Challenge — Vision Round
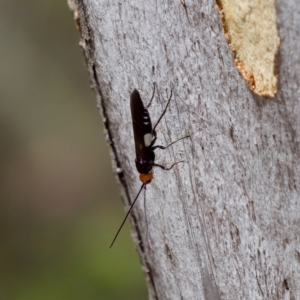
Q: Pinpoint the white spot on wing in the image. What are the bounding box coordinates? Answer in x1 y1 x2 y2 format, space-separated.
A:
144 133 153 147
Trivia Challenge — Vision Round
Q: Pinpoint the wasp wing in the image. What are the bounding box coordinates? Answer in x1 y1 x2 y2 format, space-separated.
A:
130 90 153 160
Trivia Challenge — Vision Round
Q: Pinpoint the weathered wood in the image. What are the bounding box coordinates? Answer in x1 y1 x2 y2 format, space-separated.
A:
68 0 300 299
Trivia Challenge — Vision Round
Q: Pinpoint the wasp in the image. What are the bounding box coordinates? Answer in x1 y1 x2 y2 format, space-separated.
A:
110 84 189 248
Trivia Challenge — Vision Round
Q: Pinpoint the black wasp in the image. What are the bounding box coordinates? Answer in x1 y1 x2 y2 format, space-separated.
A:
110 84 189 248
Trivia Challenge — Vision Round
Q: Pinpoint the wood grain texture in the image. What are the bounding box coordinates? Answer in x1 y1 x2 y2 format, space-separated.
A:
69 0 300 299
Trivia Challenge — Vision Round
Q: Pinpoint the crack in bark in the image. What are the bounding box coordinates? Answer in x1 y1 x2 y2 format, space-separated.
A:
72 1 159 299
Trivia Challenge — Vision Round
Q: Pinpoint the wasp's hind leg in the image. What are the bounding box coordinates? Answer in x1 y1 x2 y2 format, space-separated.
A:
152 89 173 131
146 82 156 108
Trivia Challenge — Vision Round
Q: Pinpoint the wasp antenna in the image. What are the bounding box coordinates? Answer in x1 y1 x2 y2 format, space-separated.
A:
109 184 145 248
143 185 153 249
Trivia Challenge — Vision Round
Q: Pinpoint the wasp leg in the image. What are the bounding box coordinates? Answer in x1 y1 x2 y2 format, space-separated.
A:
152 89 173 131
149 129 157 148
152 135 190 151
153 160 185 171
146 82 156 108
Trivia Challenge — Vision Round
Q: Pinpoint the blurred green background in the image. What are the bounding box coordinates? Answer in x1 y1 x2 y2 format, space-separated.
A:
0 1 147 299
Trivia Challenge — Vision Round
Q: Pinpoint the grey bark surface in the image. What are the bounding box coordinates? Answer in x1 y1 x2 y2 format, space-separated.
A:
68 0 300 299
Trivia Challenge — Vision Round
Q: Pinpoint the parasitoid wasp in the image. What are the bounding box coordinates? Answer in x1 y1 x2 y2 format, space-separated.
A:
109 84 189 248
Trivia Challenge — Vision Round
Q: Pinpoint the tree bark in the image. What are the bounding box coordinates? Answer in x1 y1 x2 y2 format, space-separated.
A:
68 0 300 299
